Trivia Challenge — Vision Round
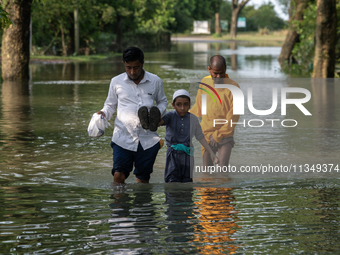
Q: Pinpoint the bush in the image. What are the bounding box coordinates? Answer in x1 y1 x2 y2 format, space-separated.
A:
258 27 269 35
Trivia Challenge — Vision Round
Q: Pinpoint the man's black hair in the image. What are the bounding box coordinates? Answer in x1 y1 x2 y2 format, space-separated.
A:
173 95 190 103
123 47 144 63
209 55 227 69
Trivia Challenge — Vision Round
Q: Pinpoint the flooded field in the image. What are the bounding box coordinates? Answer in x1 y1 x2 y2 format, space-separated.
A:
1 42 340 254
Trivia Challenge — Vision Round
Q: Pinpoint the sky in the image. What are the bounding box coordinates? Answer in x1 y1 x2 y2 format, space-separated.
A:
247 0 289 20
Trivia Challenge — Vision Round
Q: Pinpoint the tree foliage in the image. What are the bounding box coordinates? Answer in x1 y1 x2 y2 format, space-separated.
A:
135 0 176 33
168 0 196 33
219 0 232 21
290 2 317 74
31 0 180 54
240 2 286 31
169 0 223 33
281 0 340 76
0 3 14 29
216 1 285 34
21 0 287 55
32 0 101 55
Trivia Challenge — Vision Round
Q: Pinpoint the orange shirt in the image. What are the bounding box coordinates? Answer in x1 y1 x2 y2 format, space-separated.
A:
190 75 240 153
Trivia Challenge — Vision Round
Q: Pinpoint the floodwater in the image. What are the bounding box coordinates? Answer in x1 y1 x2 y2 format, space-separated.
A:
1 41 340 254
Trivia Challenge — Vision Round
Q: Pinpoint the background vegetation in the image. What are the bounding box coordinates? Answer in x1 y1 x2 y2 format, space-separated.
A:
286 0 340 76
1 0 286 56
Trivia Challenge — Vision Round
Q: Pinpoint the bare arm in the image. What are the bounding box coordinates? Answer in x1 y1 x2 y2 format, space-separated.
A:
158 119 165 127
198 138 219 164
209 135 218 147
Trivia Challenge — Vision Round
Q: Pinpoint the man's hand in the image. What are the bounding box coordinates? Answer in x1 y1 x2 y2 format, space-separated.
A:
97 111 106 117
209 135 218 148
210 153 219 165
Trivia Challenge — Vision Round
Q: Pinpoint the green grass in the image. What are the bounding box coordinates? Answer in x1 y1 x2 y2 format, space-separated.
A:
172 30 287 46
30 53 121 62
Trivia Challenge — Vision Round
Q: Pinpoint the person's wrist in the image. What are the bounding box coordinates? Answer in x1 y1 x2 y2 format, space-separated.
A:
97 111 106 117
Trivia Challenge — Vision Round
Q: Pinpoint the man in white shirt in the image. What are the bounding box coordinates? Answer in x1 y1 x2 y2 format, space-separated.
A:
97 47 167 184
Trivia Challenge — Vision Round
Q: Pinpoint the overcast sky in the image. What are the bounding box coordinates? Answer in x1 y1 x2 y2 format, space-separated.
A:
247 0 289 20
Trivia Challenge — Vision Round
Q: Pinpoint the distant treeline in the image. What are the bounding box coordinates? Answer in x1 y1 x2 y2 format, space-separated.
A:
6 0 285 56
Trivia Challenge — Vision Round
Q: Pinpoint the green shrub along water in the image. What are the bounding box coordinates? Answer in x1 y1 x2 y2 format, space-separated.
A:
27 0 286 56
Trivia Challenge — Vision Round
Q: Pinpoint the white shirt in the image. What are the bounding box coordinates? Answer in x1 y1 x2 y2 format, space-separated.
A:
101 71 167 151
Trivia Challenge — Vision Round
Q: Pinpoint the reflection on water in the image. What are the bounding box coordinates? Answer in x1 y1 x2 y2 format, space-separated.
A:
1 181 339 253
193 187 239 254
1 42 340 253
0 80 33 168
164 185 195 245
170 42 284 78
311 79 339 129
108 186 159 249
230 42 238 71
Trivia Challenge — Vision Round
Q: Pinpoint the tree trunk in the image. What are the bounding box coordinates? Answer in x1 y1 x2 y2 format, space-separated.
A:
278 0 311 67
60 22 67 56
288 2 293 22
116 14 122 53
67 12 75 55
312 0 337 78
74 8 79 55
230 0 249 39
278 30 300 66
1 0 32 81
215 12 221 35
230 9 238 39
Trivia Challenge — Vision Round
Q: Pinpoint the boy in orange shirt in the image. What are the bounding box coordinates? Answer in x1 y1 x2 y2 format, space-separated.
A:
190 55 240 167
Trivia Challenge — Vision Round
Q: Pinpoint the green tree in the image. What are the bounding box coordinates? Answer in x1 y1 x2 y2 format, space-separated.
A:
192 0 218 20
134 0 175 33
96 0 135 52
32 0 99 55
219 0 232 22
278 0 312 67
168 0 196 33
0 4 14 29
240 3 285 31
251 3 285 30
80 0 177 52
230 0 250 39
280 0 340 77
170 0 224 34
290 3 316 74
238 5 257 31
29 0 247 54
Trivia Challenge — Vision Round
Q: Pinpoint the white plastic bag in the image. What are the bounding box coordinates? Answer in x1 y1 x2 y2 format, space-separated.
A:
87 113 111 137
